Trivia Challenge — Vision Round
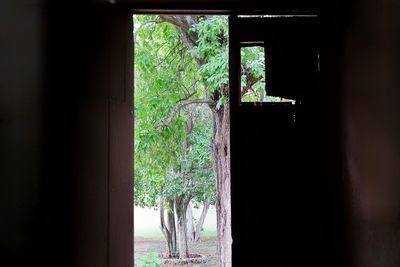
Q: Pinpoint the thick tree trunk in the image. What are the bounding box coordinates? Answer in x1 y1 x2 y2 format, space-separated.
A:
194 201 210 242
177 216 189 259
175 196 190 259
186 203 195 242
212 104 232 267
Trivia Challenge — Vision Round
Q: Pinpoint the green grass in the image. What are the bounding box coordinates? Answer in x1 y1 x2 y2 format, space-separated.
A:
135 227 217 241
135 227 164 240
196 229 217 240
134 206 217 241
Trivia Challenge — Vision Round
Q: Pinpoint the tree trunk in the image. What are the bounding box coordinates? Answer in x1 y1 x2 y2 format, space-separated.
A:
212 104 232 267
186 203 195 242
167 199 177 257
175 196 190 259
158 15 232 265
160 204 171 255
194 201 210 242
160 199 178 258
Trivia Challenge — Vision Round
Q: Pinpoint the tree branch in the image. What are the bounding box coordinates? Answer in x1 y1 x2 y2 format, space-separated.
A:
177 80 200 103
159 15 195 32
240 65 263 98
156 45 180 68
159 15 204 66
158 98 215 129
134 20 164 42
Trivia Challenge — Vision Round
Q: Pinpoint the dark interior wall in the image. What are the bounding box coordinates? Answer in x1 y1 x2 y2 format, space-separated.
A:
41 2 134 267
1 1 133 267
0 0 45 264
343 0 400 266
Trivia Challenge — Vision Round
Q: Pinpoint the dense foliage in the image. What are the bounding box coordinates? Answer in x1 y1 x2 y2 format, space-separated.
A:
134 15 215 209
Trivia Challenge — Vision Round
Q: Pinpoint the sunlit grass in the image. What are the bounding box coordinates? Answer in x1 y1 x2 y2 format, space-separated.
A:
134 206 217 241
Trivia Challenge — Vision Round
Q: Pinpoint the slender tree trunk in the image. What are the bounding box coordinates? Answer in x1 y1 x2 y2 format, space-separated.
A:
212 104 232 267
160 199 178 258
175 196 190 259
186 203 195 242
160 203 172 256
194 201 210 242
167 199 177 256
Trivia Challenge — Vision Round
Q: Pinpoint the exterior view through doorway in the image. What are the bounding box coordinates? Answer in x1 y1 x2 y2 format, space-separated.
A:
133 15 234 267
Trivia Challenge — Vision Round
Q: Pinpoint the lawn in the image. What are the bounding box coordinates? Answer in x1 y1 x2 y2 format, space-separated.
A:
134 206 217 240
134 206 217 266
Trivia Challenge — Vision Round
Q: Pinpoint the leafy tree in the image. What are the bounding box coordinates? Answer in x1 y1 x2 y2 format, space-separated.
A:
134 15 215 259
134 15 265 264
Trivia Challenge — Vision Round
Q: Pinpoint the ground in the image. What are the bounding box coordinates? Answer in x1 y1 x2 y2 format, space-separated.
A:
134 206 217 267
134 237 217 267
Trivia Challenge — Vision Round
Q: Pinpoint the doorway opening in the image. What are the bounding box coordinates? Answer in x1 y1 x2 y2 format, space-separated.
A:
133 15 231 267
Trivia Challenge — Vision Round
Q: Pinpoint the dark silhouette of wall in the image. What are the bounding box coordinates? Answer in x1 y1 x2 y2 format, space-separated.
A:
1 2 133 267
0 1 45 265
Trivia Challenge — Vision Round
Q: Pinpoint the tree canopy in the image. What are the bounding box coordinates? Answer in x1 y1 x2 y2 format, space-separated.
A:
134 15 215 209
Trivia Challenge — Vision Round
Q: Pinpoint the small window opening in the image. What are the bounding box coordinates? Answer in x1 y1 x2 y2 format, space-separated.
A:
240 46 266 102
240 46 295 104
